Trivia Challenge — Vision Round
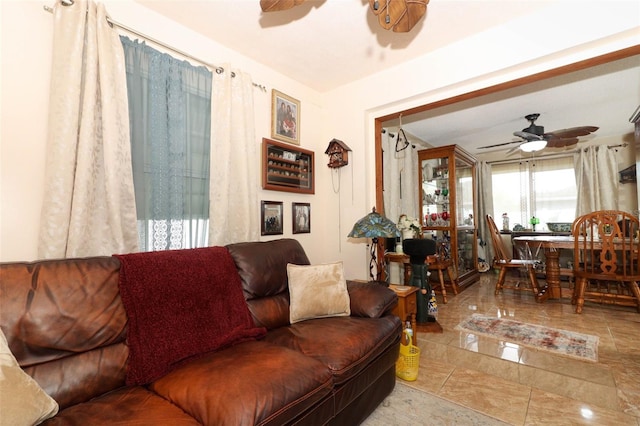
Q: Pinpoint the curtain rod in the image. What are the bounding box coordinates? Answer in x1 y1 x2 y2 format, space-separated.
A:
486 143 628 165
43 3 267 92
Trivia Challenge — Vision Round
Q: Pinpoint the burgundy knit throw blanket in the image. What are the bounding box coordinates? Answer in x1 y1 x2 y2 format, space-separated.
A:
115 247 266 385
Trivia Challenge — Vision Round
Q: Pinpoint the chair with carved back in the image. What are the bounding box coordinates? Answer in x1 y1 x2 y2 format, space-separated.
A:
486 215 548 302
571 210 640 314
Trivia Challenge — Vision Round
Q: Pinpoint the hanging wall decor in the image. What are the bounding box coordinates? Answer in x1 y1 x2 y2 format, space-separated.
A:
262 138 314 194
271 90 300 145
325 138 352 168
292 202 311 234
261 200 284 236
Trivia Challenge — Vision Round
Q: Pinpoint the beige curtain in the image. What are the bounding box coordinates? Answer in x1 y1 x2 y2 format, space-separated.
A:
38 0 138 258
208 67 259 245
477 161 493 264
382 129 418 282
574 146 618 216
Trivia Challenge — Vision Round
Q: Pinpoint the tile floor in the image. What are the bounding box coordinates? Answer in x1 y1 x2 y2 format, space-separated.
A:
405 271 640 425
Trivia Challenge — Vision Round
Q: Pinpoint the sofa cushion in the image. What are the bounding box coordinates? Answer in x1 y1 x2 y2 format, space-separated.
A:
44 386 200 425
347 281 398 318
227 239 310 330
0 257 128 408
115 247 266 385
287 262 351 324
264 315 402 385
0 328 58 426
150 340 334 426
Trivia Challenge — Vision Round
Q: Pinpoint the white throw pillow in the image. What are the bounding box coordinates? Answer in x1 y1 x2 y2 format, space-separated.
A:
287 262 351 324
0 328 59 426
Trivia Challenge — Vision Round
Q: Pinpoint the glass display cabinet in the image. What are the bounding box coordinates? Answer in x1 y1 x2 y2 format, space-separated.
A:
418 144 479 289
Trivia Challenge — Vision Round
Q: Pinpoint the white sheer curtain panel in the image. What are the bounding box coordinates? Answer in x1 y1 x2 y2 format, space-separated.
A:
39 0 138 258
382 129 417 283
382 129 418 224
208 66 259 245
574 146 618 215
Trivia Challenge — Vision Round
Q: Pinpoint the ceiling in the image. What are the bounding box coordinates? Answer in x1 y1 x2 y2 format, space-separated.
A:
393 55 640 157
135 1 640 156
135 0 549 92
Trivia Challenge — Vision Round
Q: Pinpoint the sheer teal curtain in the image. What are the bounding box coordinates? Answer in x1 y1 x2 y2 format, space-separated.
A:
121 37 212 251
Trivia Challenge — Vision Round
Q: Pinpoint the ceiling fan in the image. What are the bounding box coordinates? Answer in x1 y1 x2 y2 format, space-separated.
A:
260 0 429 33
478 113 599 153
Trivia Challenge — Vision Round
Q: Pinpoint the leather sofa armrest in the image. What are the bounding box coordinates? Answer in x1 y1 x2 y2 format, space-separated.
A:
346 281 398 318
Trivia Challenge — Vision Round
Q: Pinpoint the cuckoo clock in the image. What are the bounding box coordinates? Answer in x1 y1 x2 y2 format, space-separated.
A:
325 139 352 168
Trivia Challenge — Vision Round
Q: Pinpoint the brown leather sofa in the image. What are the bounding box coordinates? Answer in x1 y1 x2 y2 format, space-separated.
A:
1 238 401 425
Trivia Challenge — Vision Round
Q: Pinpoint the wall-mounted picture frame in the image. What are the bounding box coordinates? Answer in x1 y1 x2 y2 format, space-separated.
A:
261 201 283 236
292 202 311 234
271 89 300 145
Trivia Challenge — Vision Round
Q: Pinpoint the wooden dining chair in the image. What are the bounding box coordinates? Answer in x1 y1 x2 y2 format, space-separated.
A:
426 242 459 304
571 210 640 314
486 215 548 302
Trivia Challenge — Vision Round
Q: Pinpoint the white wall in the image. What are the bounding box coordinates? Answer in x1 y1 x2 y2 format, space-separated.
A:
1 1 52 262
2 1 638 279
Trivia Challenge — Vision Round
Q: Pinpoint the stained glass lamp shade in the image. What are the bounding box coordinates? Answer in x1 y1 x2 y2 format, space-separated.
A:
348 207 400 280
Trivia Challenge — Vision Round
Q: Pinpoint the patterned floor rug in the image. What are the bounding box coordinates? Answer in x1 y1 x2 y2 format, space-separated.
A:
455 314 599 362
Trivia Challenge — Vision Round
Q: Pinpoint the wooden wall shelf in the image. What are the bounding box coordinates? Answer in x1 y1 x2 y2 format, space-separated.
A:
262 138 314 194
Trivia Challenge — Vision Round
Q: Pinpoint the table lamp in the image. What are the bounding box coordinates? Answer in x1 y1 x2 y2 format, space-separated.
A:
348 207 400 280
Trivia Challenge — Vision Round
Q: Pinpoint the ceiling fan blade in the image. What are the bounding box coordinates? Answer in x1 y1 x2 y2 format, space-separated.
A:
545 126 598 139
513 131 543 140
545 137 579 148
505 146 521 156
260 0 305 12
477 140 522 150
392 1 429 33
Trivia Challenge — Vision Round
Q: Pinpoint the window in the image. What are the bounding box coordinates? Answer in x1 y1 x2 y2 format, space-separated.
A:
121 37 212 251
492 156 577 230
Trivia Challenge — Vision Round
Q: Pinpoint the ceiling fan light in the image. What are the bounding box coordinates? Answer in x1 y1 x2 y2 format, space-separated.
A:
520 140 547 152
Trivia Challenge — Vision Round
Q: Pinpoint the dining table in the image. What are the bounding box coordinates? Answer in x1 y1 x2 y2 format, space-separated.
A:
512 234 639 299
512 235 575 299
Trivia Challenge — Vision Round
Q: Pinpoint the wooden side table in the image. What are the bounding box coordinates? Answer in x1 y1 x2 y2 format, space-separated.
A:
389 284 418 342
385 252 459 303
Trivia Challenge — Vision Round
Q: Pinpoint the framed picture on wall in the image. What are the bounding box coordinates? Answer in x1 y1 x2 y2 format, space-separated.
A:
292 202 311 234
261 200 283 236
271 89 300 145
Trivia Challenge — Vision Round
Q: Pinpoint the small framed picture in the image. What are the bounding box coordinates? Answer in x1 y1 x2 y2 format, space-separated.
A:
261 201 284 236
292 202 311 234
271 89 300 145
